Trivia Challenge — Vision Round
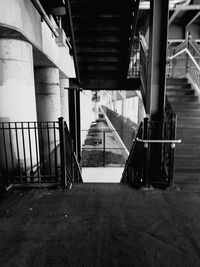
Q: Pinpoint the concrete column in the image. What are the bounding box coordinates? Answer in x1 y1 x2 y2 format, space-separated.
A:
60 78 69 126
0 39 38 176
35 67 61 174
0 39 37 121
35 67 61 121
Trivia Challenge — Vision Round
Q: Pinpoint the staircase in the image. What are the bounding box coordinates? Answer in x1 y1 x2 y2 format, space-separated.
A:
166 78 200 184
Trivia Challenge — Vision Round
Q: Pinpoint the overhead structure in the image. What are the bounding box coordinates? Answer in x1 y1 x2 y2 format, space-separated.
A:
64 0 140 90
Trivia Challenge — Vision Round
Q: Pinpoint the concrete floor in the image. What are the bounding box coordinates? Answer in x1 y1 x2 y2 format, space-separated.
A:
82 167 124 183
1 183 200 266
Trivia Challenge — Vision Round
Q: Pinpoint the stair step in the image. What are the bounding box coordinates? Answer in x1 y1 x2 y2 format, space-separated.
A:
168 96 200 103
175 159 200 168
175 168 200 173
176 110 200 116
166 84 191 89
167 78 188 84
174 175 200 184
176 138 200 144
166 90 195 96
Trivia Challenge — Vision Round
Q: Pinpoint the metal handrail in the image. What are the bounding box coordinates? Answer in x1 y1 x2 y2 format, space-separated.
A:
136 137 181 144
189 39 200 56
31 0 59 37
168 47 200 72
139 34 148 57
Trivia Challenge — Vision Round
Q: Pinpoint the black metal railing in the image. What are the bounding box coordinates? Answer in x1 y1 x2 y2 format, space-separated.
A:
121 110 181 188
139 34 148 95
121 123 143 187
81 129 127 167
0 118 82 187
167 36 200 87
59 118 82 186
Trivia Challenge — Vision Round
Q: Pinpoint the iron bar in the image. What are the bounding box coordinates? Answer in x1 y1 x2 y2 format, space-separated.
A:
59 117 67 187
21 122 27 178
34 122 40 182
8 122 15 179
15 122 21 182
2 123 8 178
53 122 58 180
47 122 51 177
28 122 33 176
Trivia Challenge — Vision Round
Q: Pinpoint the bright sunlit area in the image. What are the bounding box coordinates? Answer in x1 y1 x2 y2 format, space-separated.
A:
80 90 144 183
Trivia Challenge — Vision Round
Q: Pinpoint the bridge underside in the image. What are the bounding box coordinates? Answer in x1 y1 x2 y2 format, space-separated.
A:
64 0 140 90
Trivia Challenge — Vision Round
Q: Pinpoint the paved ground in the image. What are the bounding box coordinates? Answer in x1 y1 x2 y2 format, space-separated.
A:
82 167 124 183
1 183 200 266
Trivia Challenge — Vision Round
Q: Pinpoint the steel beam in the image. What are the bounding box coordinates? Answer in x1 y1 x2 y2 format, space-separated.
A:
68 89 78 155
147 0 169 120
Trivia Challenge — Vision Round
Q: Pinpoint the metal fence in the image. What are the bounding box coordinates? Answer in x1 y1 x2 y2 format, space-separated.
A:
81 129 127 167
0 118 82 187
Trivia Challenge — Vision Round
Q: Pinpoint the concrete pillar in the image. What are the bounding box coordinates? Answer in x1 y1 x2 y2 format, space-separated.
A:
35 67 61 174
0 39 38 177
35 67 61 121
60 78 69 126
0 39 37 121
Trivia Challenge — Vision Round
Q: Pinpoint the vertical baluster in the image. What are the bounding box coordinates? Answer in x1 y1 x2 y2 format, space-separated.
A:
39 122 45 179
21 122 27 181
34 122 40 182
8 122 15 182
53 122 58 181
28 122 33 181
15 122 21 182
103 131 105 167
2 123 9 181
47 122 51 178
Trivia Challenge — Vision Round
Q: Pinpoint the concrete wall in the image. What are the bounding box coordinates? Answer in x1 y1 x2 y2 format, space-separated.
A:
0 0 75 79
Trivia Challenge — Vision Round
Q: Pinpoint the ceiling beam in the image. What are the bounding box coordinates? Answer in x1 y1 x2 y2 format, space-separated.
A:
69 78 141 90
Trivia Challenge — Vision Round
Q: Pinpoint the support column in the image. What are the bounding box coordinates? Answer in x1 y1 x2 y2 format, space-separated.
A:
35 67 61 174
35 67 61 121
68 89 77 153
68 88 81 162
60 78 69 126
0 39 38 176
76 89 81 162
146 0 169 184
147 0 169 121
0 39 37 121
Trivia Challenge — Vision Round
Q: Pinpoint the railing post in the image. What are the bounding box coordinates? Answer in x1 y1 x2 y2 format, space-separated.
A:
143 117 150 187
71 140 75 183
168 115 177 186
103 131 105 167
58 117 67 187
